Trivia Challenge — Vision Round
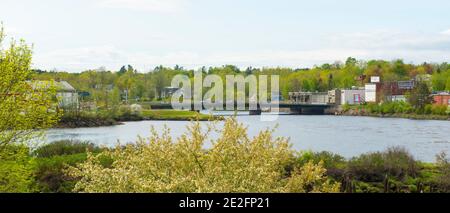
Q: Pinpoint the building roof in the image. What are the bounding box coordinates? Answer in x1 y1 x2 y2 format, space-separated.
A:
56 81 76 92
433 92 450 96
30 81 76 92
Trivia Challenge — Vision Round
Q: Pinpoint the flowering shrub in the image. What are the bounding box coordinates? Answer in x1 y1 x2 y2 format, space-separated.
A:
68 118 340 193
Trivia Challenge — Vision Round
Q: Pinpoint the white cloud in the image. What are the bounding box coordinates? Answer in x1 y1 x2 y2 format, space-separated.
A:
31 46 367 72
33 45 124 71
95 0 186 13
32 29 450 72
441 29 450 36
328 30 450 51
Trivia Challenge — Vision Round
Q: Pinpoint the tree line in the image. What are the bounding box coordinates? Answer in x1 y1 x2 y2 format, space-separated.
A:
32 58 450 108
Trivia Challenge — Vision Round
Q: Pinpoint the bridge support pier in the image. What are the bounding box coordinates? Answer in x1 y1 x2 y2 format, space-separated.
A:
289 108 302 115
289 107 325 115
249 109 262 115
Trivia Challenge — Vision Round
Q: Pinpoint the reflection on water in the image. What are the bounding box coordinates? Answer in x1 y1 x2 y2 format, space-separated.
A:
45 113 450 162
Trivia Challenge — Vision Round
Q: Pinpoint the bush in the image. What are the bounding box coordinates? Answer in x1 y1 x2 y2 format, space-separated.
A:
366 103 380 113
433 152 450 192
431 105 448 116
35 152 113 193
342 104 351 112
297 151 346 170
114 106 143 121
393 101 412 114
296 151 347 179
381 102 395 114
68 118 340 193
59 112 117 128
33 140 105 192
424 104 433 115
35 153 87 193
348 147 418 182
0 145 36 192
33 140 102 158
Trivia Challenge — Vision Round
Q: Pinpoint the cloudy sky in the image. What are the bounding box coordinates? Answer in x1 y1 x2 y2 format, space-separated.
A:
1 0 450 72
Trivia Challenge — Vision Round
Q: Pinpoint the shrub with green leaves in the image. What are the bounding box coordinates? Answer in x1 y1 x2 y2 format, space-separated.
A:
297 151 346 170
0 145 36 192
33 140 101 158
434 152 450 192
35 153 87 193
348 147 418 182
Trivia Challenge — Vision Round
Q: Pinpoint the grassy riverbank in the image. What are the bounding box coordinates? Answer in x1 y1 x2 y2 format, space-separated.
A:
24 140 450 193
56 110 220 128
140 110 216 121
340 103 450 121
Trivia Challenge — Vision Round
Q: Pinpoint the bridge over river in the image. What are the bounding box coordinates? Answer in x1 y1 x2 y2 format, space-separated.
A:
145 102 337 115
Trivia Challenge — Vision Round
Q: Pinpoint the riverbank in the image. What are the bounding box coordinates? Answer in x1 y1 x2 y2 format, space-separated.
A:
56 114 120 128
338 103 450 121
56 110 221 128
338 109 450 121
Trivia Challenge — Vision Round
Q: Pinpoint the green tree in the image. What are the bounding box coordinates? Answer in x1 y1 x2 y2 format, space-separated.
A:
0 26 60 149
0 25 60 192
0 145 36 192
407 81 433 110
116 69 136 104
345 57 357 67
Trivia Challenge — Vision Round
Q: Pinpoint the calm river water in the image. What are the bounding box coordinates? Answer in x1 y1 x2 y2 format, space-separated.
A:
45 113 450 162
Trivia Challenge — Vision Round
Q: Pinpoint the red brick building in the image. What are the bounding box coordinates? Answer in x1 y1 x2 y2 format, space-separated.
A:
433 93 450 106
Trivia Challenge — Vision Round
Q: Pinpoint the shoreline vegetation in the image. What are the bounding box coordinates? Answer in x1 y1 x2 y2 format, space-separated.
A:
338 111 450 121
56 109 221 128
56 107 448 129
10 119 450 193
338 102 450 121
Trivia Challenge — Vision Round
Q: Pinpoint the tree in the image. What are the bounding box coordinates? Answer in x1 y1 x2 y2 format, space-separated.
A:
118 65 127 75
0 145 35 192
68 118 340 193
0 26 60 150
345 57 357 67
0 25 60 192
116 69 136 104
152 69 168 100
407 81 433 110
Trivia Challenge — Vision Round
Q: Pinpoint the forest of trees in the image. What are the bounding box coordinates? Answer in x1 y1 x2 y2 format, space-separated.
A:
32 58 450 109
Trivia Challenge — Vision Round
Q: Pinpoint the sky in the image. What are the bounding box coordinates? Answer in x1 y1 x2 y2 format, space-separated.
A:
1 0 450 72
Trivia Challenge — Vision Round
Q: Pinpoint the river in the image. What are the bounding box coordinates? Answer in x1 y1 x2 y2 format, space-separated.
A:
45 113 450 162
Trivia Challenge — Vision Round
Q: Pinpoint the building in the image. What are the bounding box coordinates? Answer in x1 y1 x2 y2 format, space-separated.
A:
365 76 381 103
289 92 328 104
55 81 79 108
327 89 341 104
364 77 416 103
341 88 365 105
433 92 450 106
31 81 78 108
365 83 378 103
382 80 415 102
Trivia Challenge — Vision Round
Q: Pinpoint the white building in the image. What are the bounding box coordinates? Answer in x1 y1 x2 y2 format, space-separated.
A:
341 88 365 105
55 81 79 109
365 84 377 103
31 80 78 108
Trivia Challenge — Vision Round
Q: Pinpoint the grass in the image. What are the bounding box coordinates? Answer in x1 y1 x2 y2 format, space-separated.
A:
57 109 222 128
33 140 102 158
341 103 449 121
140 110 220 121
